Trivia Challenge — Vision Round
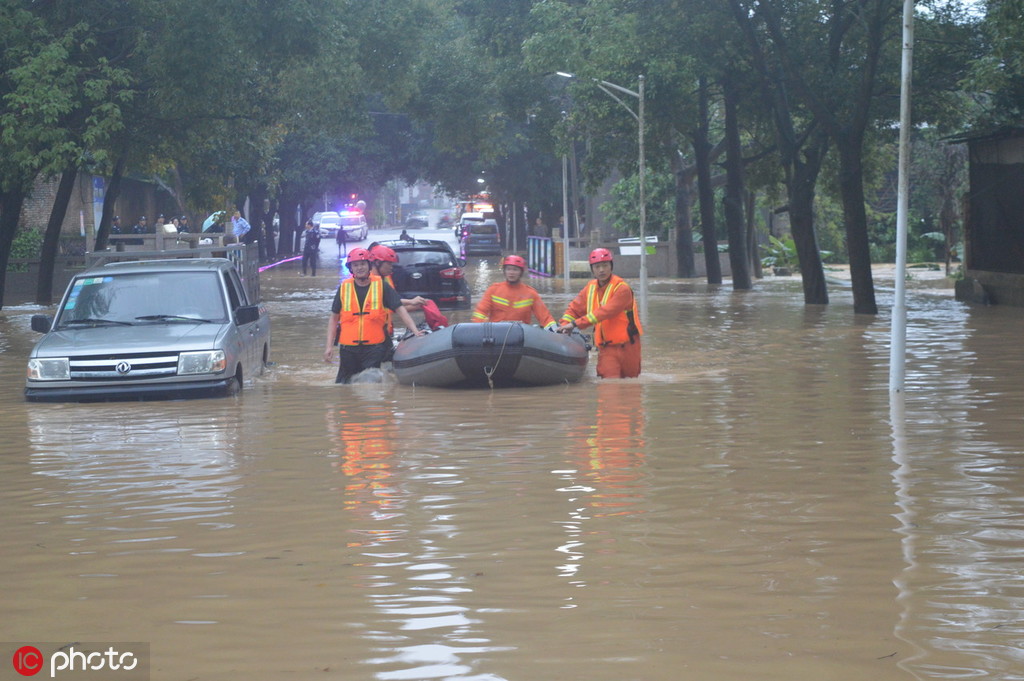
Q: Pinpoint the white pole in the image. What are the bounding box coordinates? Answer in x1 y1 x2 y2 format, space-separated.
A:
637 75 648 322
890 0 914 394
562 154 571 291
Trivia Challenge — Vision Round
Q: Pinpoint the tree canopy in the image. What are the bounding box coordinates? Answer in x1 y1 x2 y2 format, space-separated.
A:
0 0 1009 309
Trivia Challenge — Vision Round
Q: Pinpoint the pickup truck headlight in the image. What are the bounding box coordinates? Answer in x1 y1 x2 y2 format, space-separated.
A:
27 358 70 381
178 350 226 375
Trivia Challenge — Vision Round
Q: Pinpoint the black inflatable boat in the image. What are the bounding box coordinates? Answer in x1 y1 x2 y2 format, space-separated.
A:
392 322 589 387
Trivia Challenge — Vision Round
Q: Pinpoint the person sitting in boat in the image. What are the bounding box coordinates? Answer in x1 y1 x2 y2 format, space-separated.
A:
472 254 556 329
558 248 643 379
324 248 422 384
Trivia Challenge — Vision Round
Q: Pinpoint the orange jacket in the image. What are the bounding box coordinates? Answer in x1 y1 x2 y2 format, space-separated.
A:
337 277 389 345
472 281 555 327
561 274 643 346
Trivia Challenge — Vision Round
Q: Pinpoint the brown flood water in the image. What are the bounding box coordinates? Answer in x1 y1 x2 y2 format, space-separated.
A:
1 257 1023 681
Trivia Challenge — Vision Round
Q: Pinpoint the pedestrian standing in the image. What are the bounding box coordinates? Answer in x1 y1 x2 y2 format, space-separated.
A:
558 248 643 378
231 211 251 241
301 219 321 276
336 226 347 258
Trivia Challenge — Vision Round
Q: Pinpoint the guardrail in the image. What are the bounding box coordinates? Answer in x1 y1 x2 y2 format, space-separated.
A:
106 232 238 251
527 236 556 276
86 243 262 303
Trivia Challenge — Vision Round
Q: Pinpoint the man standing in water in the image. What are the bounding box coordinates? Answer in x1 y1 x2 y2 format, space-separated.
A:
324 248 422 384
472 254 556 329
558 248 643 378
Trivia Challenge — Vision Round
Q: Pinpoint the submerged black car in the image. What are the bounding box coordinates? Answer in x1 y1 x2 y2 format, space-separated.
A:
379 239 471 309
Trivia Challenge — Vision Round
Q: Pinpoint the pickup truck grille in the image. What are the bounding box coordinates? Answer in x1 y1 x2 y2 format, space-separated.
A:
69 352 179 380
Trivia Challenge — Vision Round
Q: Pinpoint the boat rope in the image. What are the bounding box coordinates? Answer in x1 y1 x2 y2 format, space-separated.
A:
483 322 519 389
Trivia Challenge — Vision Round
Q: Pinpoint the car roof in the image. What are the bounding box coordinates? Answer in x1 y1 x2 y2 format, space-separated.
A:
87 258 236 276
461 212 484 220
378 239 456 252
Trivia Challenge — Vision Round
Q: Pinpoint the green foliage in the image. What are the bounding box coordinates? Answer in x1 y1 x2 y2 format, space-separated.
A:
601 164 675 241
760 235 798 270
8 228 43 271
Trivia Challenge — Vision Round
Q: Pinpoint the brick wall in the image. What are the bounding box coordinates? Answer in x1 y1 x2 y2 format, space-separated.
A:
17 172 159 244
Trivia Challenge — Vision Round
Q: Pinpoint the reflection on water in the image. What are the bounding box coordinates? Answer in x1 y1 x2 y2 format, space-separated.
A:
1 269 1023 680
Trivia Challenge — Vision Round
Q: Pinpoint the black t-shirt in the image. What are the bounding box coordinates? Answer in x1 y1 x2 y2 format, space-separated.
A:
332 278 403 314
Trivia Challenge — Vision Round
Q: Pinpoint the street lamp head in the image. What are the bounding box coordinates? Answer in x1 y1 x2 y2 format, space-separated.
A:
556 71 575 79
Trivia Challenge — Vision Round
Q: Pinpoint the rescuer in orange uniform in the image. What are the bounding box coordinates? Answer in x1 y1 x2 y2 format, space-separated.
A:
324 248 422 383
472 254 556 328
558 248 643 378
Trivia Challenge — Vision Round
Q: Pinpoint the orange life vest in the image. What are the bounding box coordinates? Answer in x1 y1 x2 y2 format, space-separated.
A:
584 274 644 346
371 272 396 334
337 277 389 346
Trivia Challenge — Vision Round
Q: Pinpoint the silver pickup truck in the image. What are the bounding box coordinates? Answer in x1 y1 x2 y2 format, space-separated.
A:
25 257 271 402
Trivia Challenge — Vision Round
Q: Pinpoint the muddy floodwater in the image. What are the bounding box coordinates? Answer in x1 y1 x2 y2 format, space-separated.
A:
1 255 1023 681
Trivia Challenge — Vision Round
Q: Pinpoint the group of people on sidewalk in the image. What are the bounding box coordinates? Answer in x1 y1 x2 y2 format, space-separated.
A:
323 245 643 384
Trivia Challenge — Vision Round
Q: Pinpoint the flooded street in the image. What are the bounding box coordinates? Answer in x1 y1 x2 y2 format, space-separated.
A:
2 241 1023 681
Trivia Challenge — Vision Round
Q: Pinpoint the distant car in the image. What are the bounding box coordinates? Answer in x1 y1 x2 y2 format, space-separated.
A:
378 238 471 309
25 258 271 401
456 211 486 239
314 211 340 238
337 211 369 241
461 219 502 256
313 211 368 241
405 211 429 229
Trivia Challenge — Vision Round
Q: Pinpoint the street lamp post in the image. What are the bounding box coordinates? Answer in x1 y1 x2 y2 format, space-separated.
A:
556 72 647 320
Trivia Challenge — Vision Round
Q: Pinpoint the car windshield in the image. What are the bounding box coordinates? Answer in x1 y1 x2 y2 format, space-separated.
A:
56 272 228 327
469 224 498 235
341 217 363 226
396 249 455 267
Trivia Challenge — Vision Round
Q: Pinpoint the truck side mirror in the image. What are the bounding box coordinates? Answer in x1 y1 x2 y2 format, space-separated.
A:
31 315 53 333
235 305 260 325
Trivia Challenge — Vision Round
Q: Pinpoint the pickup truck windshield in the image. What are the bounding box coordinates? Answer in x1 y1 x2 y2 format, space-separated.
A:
57 272 228 327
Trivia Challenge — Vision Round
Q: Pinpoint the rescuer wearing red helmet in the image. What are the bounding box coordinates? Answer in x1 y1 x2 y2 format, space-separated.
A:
369 244 428 311
324 247 422 383
558 247 643 378
471 254 556 328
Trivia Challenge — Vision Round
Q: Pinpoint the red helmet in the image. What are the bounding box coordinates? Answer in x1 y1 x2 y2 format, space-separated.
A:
370 244 398 263
501 254 527 270
589 248 614 265
346 248 373 267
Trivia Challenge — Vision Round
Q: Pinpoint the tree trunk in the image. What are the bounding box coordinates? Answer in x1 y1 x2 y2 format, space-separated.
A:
746 191 762 279
788 131 829 305
267 197 279 259
836 137 877 314
94 156 126 252
671 149 697 278
245 185 269 261
0 188 29 310
694 76 722 284
723 77 751 290
36 167 78 305
280 197 300 254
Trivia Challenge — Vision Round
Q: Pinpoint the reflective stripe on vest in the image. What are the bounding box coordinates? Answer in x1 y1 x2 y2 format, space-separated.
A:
585 275 642 346
338 278 388 345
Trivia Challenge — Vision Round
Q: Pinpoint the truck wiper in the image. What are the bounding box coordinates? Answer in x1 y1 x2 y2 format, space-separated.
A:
61 318 134 327
136 314 214 323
